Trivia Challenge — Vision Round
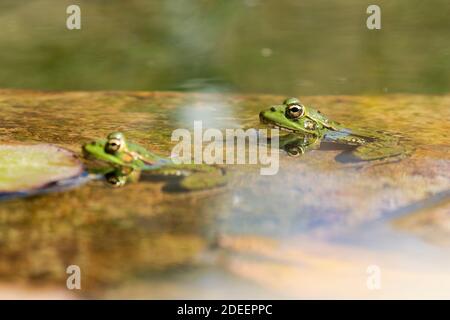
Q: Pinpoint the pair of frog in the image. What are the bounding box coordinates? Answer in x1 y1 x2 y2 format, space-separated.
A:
83 98 412 190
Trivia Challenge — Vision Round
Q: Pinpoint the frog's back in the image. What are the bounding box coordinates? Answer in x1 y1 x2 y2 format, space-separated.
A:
305 106 341 130
127 142 167 163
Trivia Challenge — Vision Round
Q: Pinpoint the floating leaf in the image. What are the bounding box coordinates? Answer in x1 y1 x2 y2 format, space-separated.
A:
0 144 86 198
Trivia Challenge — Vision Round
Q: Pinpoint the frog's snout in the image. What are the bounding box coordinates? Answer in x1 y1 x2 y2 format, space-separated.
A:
259 110 271 124
259 105 282 123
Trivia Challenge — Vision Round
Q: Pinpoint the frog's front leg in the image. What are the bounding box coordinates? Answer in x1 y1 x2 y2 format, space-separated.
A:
179 165 228 191
148 164 228 191
322 129 409 161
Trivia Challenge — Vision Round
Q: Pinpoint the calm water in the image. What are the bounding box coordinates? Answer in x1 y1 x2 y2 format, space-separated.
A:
0 91 449 298
0 0 449 299
0 0 448 94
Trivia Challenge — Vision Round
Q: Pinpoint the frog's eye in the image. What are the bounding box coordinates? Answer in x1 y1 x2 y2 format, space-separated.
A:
286 104 305 119
105 139 123 153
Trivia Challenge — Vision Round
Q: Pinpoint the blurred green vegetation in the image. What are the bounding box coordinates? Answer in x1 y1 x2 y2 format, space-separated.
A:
0 0 448 94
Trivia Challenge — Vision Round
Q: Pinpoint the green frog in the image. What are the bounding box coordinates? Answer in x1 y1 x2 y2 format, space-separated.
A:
82 132 227 191
259 98 413 161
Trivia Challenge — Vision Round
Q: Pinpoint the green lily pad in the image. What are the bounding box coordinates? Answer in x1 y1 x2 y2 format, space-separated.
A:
0 144 84 194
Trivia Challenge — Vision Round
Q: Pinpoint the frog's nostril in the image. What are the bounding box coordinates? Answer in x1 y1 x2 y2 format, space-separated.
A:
270 107 276 112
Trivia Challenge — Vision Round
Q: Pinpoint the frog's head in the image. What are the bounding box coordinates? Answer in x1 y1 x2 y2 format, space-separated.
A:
105 132 127 154
82 132 150 169
259 97 328 135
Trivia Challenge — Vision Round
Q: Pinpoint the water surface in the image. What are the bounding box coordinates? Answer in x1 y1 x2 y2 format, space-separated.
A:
0 90 449 298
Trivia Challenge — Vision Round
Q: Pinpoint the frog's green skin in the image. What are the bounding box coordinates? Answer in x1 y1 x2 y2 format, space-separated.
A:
82 132 167 169
260 98 413 161
82 132 227 190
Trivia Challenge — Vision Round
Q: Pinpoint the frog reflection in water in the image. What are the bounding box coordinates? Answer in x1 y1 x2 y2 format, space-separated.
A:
259 98 413 161
82 132 227 190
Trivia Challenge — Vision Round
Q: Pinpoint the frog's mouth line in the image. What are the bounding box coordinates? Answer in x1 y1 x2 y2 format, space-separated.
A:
259 114 300 133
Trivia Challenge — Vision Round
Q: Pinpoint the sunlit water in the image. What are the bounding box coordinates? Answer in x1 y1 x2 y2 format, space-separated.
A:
0 90 449 298
0 0 449 299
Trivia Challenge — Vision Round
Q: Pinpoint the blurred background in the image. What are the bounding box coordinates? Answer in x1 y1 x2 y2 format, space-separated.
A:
0 0 448 95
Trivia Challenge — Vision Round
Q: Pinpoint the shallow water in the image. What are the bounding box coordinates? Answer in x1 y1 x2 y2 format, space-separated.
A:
0 90 449 298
